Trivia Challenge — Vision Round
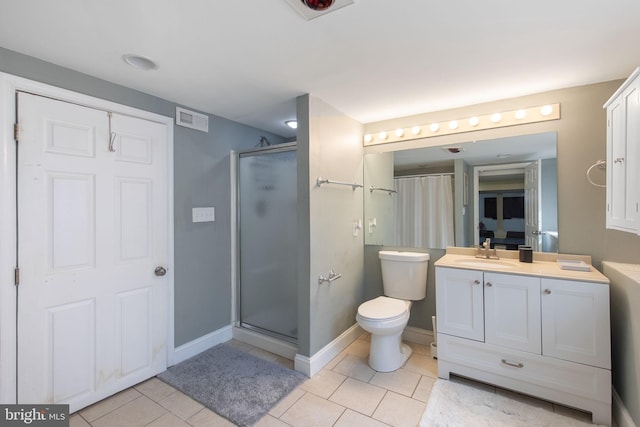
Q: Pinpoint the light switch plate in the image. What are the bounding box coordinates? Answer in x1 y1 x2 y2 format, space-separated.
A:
192 207 215 223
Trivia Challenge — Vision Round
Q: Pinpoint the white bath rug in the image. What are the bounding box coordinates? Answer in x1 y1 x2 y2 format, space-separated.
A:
420 378 605 427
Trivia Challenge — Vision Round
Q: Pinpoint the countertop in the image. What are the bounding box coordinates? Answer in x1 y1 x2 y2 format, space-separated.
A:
435 247 609 284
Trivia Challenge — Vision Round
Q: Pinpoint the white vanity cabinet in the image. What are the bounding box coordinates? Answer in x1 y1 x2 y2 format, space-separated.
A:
604 66 640 233
436 265 612 426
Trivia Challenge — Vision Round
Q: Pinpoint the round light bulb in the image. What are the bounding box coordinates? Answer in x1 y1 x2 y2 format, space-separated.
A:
378 131 387 140
395 128 404 137
411 126 421 135
429 123 440 132
468 117 479 127
540 105 553 116
491 113 502 123
514 110 527 120
364 134 372 143
449 120 459 130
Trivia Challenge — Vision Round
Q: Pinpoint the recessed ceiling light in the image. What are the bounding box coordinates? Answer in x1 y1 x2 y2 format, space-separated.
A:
285 120 298 129
122 54 158 71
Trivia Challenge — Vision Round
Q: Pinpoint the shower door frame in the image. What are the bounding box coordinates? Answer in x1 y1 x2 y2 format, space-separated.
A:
232 142 298 345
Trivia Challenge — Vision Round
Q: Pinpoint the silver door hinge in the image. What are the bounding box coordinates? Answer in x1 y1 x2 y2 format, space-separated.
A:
14 268 20 286
14 123 20 141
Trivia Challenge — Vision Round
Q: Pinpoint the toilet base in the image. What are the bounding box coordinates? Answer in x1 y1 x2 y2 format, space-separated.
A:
368 332 413 372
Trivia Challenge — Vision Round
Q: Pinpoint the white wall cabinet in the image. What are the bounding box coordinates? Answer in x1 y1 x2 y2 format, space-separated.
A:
436 266 612 425
604 66 640 233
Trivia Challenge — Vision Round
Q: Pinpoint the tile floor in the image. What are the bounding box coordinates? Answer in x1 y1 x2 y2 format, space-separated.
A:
69 332 597 427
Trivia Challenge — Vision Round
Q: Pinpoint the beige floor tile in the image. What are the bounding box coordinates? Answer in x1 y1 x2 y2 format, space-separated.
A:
407 341 432 356
280 392 345 427
254 414 292 427
248 347 280 362
331 354 376 382
329 377 386 416
369 368 421 397
299 369 346 399
322 350 347 371
146 412 191 427
91 396 167 427
159 390 204 420
226 339 253 352
404 352 438 378
79 388 142 422
134 377 177 402
373 391 426 427
344 337 371 359
269 388 305 418
334 409 390 427
187 408 236 427
413 375 436 402
69 414 91 427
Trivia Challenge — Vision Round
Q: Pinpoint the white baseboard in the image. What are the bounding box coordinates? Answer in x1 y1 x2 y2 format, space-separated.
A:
170 325 233 366
232 327 298 360
613 386 638 427
403 326 434 346
295 324 363 377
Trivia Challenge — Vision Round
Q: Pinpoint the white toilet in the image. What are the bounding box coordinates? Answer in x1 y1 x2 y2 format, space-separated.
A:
356 250 430 372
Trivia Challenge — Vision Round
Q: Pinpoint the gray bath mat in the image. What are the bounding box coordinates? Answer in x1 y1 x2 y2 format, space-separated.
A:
158 342 306 426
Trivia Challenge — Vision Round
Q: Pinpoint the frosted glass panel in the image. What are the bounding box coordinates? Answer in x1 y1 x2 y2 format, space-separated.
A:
239 148 297 340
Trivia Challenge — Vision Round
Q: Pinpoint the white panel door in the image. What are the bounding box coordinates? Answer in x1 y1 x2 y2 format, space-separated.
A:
436 267 484 342
484 272 541 354
17 93 169 412
541 278 611 369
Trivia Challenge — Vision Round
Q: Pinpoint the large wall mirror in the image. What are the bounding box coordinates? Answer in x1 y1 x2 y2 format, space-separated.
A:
364 132 558 252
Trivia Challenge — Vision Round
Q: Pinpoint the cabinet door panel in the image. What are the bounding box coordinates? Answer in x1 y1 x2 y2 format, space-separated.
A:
485 273 541 354
436 267 484 341
541 279 611 369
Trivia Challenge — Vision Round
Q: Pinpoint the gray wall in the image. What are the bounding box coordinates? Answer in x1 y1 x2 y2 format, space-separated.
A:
297 94 365 357
0 47 286 347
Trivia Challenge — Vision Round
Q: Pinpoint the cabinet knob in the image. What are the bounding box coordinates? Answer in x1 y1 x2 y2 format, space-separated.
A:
474 279 481 285
543 289 551 294
486 282 493 287
614 157 625 164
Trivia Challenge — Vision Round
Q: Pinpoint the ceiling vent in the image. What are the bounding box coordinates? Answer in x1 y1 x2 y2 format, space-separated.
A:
285 0 355 20
176 107 209 133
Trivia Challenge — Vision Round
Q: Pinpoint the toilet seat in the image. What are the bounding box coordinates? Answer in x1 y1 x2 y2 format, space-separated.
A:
357 296 409 321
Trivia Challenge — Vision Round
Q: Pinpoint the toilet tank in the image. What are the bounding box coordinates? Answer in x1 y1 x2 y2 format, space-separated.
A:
379 251 430 300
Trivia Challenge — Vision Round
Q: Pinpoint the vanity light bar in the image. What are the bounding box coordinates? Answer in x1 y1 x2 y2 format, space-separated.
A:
363 104 560 146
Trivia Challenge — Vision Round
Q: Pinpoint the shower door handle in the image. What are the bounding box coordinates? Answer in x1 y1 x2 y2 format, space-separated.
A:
154 266 167 277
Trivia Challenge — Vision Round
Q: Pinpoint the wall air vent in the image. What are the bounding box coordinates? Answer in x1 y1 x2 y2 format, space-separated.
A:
176 107 209 132
285 0 355 20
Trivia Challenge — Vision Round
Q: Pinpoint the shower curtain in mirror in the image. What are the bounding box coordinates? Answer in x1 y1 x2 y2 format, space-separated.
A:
393 175 455 248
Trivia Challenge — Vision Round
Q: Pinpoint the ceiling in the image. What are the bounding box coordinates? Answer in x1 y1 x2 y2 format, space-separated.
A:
1 0 639 139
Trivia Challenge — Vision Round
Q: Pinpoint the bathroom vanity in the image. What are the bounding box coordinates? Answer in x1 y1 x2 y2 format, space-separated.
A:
435 247 611 426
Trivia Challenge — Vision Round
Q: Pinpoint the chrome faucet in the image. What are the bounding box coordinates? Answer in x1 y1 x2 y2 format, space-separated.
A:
477 238 499 259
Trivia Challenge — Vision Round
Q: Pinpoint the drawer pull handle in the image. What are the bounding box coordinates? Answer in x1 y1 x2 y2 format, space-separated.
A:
501 359 524 368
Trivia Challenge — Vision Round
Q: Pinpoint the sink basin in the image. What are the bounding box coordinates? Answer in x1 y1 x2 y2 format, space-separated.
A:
454 258 516 270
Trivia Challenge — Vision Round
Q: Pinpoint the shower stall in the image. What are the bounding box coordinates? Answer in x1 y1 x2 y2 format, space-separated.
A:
235 143 298 343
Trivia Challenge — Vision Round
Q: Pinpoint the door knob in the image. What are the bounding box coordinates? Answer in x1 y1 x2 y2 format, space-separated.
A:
154 266 167 277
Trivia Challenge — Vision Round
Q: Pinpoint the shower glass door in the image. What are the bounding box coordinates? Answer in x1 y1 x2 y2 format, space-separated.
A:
238 144 297 342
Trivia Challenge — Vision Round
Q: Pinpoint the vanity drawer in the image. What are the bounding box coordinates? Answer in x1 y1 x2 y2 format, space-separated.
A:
438 333 611 403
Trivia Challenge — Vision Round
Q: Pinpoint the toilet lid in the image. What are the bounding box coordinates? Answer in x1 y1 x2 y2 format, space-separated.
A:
358 296 409 320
